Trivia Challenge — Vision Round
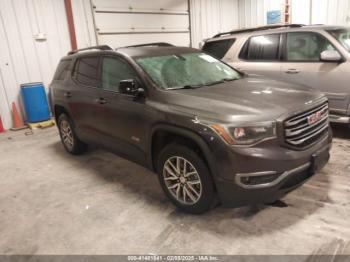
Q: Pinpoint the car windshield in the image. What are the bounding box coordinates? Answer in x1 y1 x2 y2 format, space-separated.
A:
327 28 350 52
135 52 241 90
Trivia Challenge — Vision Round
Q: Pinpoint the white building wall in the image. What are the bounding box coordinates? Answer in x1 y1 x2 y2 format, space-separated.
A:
71 0 97 48
238 0 284 28
0 0 71 129
190 0 240 48
291 0 350 25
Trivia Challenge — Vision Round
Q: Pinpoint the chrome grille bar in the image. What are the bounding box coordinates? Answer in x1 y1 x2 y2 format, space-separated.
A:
285 103 328 127
285 113 328 136
286 124 329 146
284 102 329 148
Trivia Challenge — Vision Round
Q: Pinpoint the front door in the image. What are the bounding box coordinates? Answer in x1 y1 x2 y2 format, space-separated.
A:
281 32 350 114
95 55 149 165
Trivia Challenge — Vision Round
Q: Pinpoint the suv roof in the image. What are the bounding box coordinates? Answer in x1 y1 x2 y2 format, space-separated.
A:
207 24 350 42
63 42 199 60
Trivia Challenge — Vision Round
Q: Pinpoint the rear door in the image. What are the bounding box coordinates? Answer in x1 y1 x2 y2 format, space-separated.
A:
231 33 282 80
67 56 102 142
281 31 350 113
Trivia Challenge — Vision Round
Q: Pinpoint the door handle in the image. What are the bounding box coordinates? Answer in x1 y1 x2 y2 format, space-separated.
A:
95 98 107 105
285 69 300 74
64 92 72 98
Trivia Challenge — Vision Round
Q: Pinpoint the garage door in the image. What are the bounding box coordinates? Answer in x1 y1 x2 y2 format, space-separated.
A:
92 0 191 48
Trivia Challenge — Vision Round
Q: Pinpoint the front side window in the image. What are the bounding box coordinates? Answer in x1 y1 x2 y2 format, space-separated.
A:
102 57 138 92
202 39 236 59
285 32 335 61
136 53 240 90
75 57 100 86
327 28 350 52
240 34 280 61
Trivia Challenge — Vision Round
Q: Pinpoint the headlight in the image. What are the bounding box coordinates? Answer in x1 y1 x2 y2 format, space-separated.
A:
211 122 276 145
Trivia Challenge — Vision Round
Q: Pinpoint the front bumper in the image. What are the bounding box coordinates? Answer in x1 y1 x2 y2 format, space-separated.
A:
205 130 332 207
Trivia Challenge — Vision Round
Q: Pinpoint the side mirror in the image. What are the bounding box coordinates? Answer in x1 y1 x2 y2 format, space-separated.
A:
320 50 342 62
119 79 144 97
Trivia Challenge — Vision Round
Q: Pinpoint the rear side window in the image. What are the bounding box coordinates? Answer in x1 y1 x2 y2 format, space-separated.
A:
53 60 71 81
240 34 281 61
74 57 100 87
202 39 236 59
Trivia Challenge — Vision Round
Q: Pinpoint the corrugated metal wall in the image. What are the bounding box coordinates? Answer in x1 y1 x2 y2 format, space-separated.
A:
238 0 284 28
189 0 286 48
71 0 97 48
190 0 240 48
291 0 350 25
0 0 71 129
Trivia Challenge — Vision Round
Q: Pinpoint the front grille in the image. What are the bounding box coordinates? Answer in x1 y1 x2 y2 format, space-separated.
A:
284 102 329 148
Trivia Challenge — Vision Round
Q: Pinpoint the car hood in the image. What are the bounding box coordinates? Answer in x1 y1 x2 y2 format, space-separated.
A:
160 77 325 123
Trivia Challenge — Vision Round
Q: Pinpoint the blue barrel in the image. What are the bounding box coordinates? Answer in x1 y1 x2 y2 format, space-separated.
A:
21 82 51 123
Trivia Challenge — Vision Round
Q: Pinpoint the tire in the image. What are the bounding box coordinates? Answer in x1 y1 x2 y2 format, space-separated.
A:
157 143 216 214
57 113 87 155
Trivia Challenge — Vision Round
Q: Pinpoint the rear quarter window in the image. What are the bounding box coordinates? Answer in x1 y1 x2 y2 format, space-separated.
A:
202 39 236 59
53 59 71 81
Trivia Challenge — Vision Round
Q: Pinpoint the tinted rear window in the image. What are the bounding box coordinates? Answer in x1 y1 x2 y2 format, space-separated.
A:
74 57 100 86
53 60 71 81
202 39 236 59
240 34 280 61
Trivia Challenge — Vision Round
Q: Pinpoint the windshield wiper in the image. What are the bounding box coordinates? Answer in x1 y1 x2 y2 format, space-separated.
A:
167 78 236 90
182 84 203 89
167 84 203 90
204 78 236 86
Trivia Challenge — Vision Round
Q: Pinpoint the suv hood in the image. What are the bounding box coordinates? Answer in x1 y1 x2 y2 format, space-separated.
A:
161 77 325 123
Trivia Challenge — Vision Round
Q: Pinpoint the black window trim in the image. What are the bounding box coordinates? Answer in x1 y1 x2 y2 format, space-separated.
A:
71 55 102 89
238 33 283 62
281 31 344 63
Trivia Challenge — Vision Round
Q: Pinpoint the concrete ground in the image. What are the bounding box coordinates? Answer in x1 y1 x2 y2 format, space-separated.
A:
0 125 349 255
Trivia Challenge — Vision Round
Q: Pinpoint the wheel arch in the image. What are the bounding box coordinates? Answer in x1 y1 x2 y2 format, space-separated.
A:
54 104 70 123
149 124 218 178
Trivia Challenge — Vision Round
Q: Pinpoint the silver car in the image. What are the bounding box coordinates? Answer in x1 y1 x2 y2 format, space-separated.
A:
202 24 350 124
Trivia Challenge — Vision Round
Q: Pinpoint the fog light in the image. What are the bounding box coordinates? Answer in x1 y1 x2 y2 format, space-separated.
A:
240 173 281 186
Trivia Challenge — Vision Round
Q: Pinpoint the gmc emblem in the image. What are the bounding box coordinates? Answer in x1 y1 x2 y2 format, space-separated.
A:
307 110 323 125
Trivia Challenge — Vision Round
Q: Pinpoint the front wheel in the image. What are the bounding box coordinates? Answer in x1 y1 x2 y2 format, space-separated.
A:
157 143 216 214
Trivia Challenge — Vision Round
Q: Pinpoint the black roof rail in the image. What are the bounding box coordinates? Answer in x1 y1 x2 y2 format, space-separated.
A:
213 24 305 38
67 45 113 55
121 42 174 48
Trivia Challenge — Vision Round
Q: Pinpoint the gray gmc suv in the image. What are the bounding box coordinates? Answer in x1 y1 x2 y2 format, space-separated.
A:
203 24 350 125
50 43 332 214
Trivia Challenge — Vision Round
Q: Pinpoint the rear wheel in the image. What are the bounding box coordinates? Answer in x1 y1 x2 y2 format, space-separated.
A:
157 143 216 214
57 114 87 155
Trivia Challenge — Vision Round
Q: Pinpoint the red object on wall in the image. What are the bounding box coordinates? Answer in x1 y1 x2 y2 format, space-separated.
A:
0 115 4 133
64 0 77 50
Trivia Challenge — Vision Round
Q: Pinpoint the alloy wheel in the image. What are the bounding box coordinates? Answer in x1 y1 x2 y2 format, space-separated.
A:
162 156 202 205
60 120 74 150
